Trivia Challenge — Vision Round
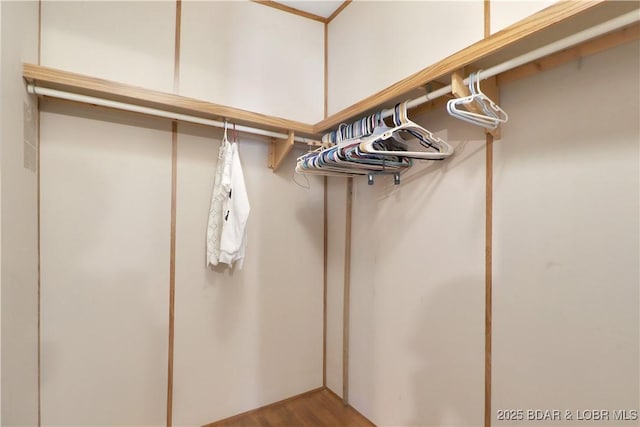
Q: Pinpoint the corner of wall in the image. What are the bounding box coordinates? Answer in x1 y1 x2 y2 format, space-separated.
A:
0 1 40 425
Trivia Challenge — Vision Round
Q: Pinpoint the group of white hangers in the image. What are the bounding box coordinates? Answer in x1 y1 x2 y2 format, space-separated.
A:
296 102 453 179
447 70 508 129
296 70 508 181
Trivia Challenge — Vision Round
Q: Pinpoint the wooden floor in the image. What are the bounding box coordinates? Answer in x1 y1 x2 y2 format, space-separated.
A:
204 388 375 427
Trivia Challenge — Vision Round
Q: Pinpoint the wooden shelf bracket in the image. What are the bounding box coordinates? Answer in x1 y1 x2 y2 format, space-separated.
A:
481 75 501 139
268 130 295 171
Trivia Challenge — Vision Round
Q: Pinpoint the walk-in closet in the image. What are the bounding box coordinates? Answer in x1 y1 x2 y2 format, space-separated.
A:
1 1 638 426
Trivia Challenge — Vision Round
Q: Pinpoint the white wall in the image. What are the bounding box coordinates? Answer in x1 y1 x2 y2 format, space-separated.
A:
39 3 175 425
490 0 557 34
174 3 325 425
40 0 325 121
336 40 639 427
0 1 40 425
39 1 326 425
326 3 486 424
179 1 324 123
41 1 176 92
40 102 172 427
172 126 324 426
493 41 639 423
327 1 484 115
346 111 487 426
326 5 639 426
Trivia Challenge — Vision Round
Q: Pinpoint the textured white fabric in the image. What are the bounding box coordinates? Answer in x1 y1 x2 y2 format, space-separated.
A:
206 137 233 267
218 143 250 269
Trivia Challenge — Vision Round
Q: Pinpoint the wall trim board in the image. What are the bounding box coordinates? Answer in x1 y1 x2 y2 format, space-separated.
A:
37 0 42 64
173 0 181 93
484 5 491 425
484 0 490 38
37 1 43 425
24 1 638 147
250 0 326 23
251 0 351 24
485 133 493 427
167 2 181 426
37 99 42 427
167 122 178 427
342 178 353 405
324 22 328 120
202 387 326 427
322 21 328 389
323 176 328 388
326 1 351 24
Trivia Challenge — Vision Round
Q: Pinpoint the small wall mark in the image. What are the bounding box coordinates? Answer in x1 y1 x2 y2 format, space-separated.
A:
23 100 38 173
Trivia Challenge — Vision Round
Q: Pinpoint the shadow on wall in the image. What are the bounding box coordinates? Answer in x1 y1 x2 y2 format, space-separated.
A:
346 108 486 426
373 137 485 208
370 107 488 206
410 277 484 427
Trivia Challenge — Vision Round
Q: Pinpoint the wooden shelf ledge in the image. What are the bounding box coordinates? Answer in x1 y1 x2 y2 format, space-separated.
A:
313 0 639 134
23 64 317 137
23 0 639 154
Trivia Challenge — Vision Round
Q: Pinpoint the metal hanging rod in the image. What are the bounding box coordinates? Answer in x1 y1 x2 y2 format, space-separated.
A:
26 85 321 146
377 9 639 120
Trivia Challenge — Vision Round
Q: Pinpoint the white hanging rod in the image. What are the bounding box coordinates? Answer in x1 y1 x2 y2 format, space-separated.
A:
378 9 639 120
26 85 321 145
26 9 637 140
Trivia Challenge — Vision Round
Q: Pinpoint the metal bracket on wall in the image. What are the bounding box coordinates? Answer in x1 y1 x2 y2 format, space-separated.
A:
367 171 401 186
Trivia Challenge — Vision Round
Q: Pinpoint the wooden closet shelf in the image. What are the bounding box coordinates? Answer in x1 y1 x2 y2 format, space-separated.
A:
313 0 639 133
23 0 639 145
23 64 317 137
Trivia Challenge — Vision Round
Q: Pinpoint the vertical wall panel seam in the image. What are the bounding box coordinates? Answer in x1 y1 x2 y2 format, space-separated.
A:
173 0 181 93
484 0 491 38
167 1 181 426
322 21 328 389
342 178 353 405
324 22 328 119
37 0 41 63
485 133 493 427
37 1 42 425
323 176 328 388
167 124 178 427
484 3 492 427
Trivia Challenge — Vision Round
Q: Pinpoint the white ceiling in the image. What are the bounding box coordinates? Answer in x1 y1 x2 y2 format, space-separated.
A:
276 1 344 19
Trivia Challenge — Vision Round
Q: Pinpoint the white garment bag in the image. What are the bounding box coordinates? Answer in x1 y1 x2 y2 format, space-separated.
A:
206 123 250 269
206 126 232 266
218 142 250 268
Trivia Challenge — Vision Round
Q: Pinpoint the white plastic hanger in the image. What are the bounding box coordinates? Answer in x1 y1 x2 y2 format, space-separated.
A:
296 133 409 175
446 71 508 129
359 102 454 160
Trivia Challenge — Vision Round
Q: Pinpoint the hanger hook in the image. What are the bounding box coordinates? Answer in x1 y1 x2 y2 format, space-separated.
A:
475 70 483 95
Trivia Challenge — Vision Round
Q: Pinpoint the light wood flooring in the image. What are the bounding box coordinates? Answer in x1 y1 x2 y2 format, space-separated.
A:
203 388 375 427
